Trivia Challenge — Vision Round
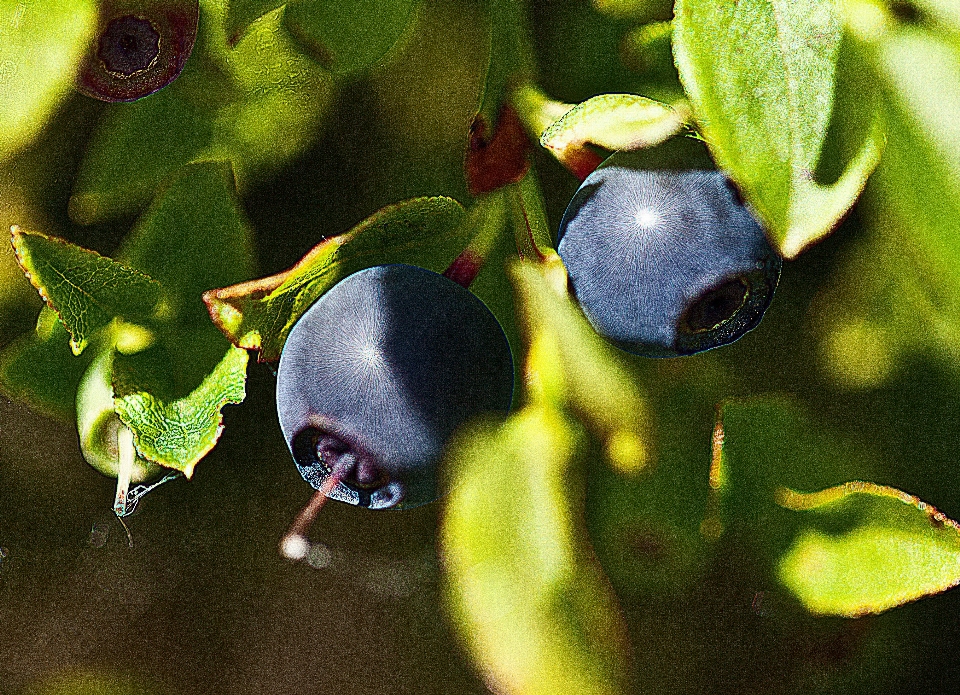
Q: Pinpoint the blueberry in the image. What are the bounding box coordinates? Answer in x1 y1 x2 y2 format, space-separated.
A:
77 0 199 102
556 152 782 357
276 264 514 509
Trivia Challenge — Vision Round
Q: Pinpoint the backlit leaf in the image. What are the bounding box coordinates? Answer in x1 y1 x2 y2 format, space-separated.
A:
778 482 960 616
673 0 884 257
0 0 97 160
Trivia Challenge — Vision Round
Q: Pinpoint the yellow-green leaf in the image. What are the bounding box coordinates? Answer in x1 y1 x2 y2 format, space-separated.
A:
441 402 632 695
778 482 960 617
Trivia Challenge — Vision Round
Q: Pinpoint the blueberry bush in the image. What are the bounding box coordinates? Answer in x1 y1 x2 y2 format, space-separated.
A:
2 1 960 693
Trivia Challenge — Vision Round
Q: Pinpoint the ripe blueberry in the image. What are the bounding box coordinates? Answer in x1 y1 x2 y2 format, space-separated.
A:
77 0 199 102
276 264 514 510
557 152 782 357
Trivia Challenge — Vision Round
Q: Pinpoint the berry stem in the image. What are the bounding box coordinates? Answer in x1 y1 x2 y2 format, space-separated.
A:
113 425 135 517
506 168 555 260
279 460 349 560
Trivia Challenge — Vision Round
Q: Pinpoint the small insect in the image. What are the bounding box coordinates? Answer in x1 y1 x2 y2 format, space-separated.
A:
276 263 514 518
557 151 782 357
76 0 199 102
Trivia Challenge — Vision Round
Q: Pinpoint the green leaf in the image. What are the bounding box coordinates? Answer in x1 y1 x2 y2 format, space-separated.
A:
223 0 285 44
284 0 418 75
0 307 93 419
441 402 632 695
118 161 256 327
539 93 687 169
0 0 97 161
113 344 248 477
673 0 884 258
10 228 162 355
70 4 334 224
509 258 653 475
777 482 960 617
204 196 465 360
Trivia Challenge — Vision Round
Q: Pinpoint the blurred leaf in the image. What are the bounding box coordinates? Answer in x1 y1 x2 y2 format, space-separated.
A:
0 0 97 161
71 4 334 224
10 228 161 355
539 93 687 173
591 0 668 21
778 482 960 617
442 402 632 695
223 0 285 44
0 307 93 419
204 196 465 360
510 259 653 475
113 344 248 477
673 0 884 258
844 0 960 371
284 0 417 75
118 160 256 326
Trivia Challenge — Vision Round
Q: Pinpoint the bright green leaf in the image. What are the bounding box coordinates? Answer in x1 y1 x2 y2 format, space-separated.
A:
510 258 653 475
673 0 884 257
204 196 465 360
11 228 162 354
0 0 97 161
113 344 248 477
539 93 687 170
284 0 417 75
778 482 960 616
442 402 632 695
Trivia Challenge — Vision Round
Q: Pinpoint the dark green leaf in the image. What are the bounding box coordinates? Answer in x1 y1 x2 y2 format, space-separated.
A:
442 402 632 695
673 0 884 257
70 5 334 224
284 0 418 75
11 227 162 354
0 0 97 160
113 344 248 477
118 160 256 327
0 307 93 419
778 482 960 616
204 196 465 360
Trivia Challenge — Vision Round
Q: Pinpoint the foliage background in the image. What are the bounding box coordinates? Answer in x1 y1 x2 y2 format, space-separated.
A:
3 0 960 693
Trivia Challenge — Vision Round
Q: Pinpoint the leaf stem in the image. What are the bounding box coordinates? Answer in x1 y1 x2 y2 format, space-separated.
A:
113 425 135 517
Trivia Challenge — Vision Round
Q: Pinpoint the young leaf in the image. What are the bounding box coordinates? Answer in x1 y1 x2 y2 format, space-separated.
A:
113 344 248 477
441 403 633 695
0 0 97 161
11 227 162 355
778 482 960 617
673 0 884 257
204 196 466 360
539 93 687 179
284 0 418 75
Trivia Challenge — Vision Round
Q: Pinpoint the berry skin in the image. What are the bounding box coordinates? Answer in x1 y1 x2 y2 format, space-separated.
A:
76 0 199 102
276 264 514 510
557 152 782 357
